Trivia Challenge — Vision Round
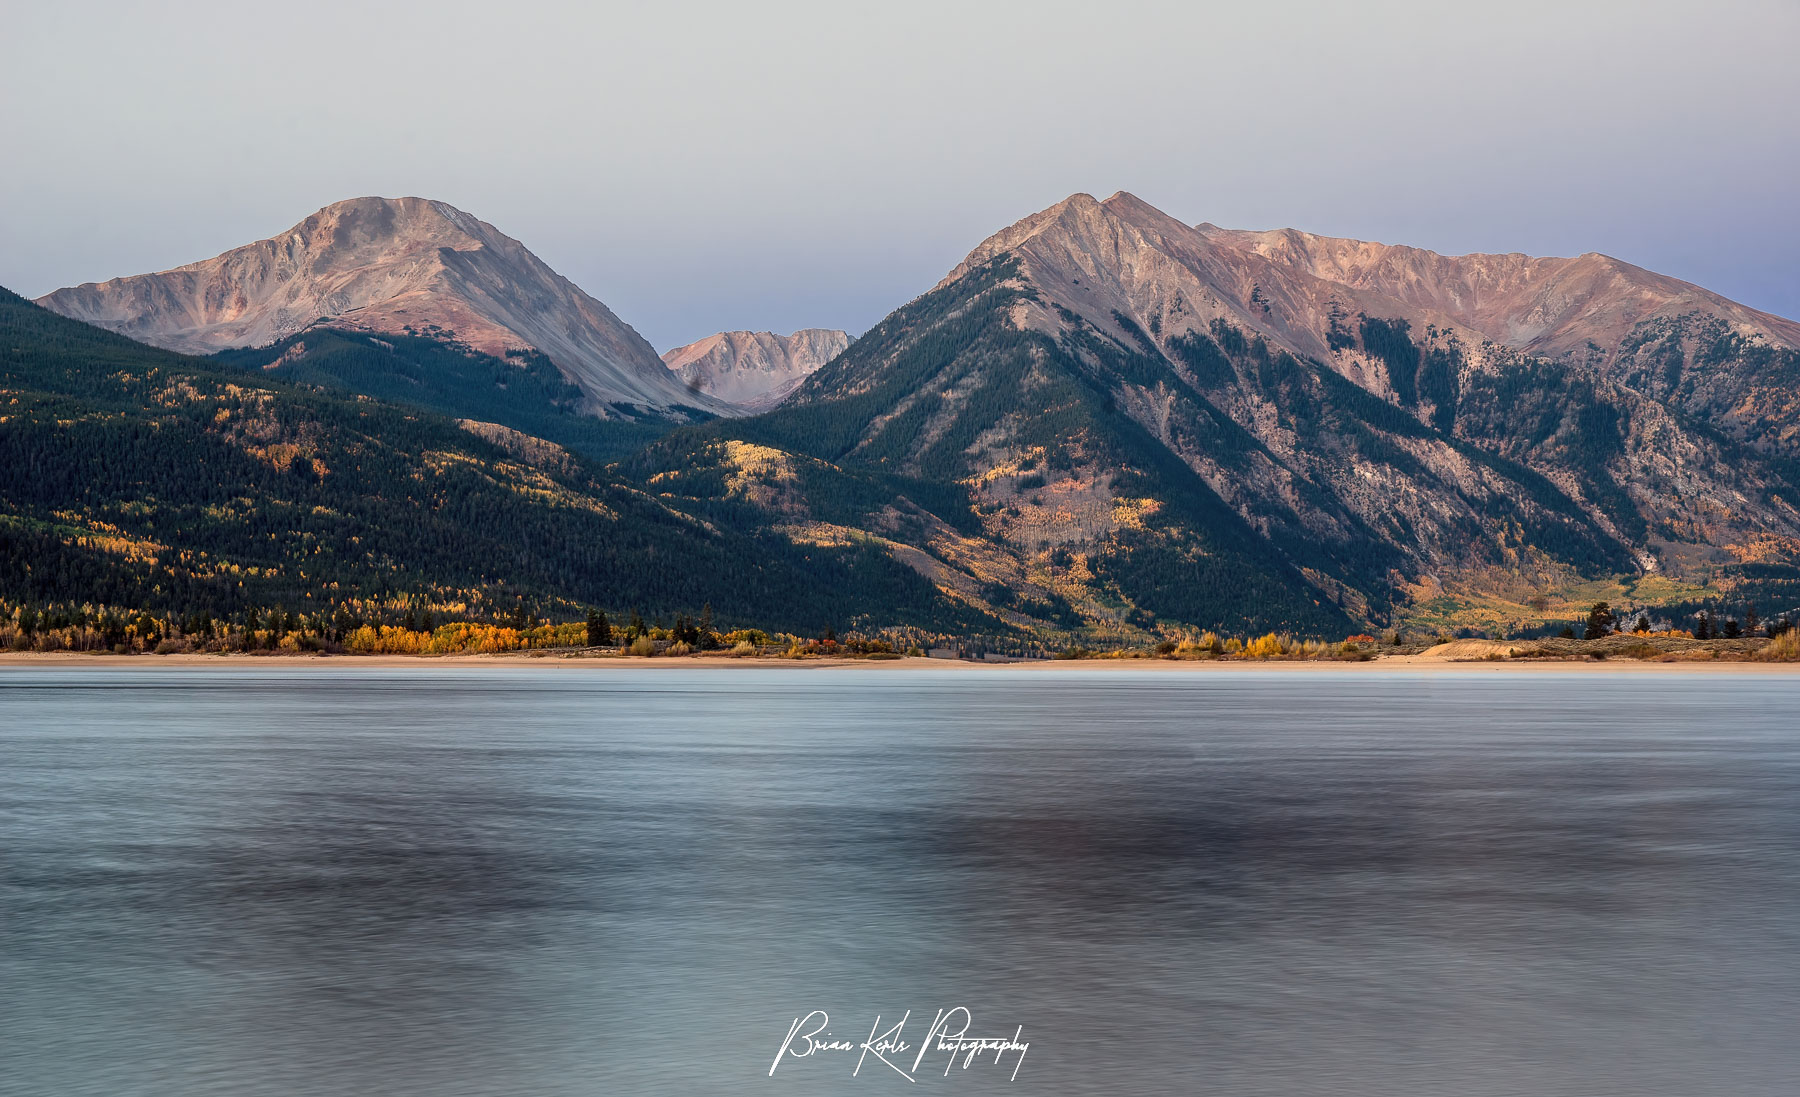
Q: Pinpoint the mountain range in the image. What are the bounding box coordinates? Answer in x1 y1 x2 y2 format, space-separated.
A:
13 191 1800 640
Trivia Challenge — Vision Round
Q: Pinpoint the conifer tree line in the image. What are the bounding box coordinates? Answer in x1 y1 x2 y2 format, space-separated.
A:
1557 600 1794 641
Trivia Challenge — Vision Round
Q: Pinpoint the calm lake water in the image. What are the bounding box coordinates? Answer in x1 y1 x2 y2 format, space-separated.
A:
2 665 1798 1096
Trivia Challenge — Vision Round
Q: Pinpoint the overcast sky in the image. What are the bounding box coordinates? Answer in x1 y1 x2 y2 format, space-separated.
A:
4 0 1796 352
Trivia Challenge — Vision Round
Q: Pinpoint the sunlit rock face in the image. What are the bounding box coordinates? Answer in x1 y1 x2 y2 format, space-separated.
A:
38 197 717 415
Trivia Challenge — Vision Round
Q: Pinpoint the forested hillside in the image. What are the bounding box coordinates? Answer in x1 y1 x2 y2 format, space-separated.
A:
0 287 992 637
214 327 676 460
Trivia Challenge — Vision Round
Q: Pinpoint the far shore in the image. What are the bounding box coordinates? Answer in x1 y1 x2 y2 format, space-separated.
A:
4 648 1799 673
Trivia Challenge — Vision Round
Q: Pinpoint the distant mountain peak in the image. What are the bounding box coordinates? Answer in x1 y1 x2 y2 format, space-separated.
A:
662 328 850 411
37 197 719 416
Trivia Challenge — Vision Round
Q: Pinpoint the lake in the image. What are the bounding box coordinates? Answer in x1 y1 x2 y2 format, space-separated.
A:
3 665 1798 1095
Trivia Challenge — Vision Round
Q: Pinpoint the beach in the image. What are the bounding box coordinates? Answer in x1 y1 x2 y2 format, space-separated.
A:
4 646 1797 672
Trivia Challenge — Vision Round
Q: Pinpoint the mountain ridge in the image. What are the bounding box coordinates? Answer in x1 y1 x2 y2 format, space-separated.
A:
1193 219 1800 356
945 191 1800 367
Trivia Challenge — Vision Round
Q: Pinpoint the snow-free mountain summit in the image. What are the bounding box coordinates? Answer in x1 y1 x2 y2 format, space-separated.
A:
38 197 721 417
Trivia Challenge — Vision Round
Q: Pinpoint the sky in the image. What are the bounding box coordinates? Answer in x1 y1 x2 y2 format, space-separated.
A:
4 0 1797 353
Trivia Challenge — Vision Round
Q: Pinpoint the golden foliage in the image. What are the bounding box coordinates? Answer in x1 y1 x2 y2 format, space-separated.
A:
1244 633 1289 658
343 620 587 655
1757 630 1800 661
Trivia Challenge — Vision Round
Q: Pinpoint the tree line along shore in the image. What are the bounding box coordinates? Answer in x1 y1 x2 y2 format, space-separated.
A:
3 600 1798 664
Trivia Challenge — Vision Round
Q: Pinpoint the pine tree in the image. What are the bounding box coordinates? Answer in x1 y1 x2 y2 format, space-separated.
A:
1583 602 1615 639
1746 605 1762 638
586 609 612 647
1695 611 1712 640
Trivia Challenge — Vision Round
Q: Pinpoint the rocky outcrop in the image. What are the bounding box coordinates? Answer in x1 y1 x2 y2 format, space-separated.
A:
38 197 719 416
662 328 849 410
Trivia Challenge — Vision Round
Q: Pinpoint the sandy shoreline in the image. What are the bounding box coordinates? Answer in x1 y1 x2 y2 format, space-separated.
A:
3 650 1799 673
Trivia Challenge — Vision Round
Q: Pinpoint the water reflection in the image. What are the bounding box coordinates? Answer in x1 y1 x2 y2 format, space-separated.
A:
2 668 1798 1095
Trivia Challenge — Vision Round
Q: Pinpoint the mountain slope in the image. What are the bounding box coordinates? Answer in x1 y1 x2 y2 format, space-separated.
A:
946 194 1800 566
662 328 849 410
636 257 1358 639
0 286 994 636
37 197 719 417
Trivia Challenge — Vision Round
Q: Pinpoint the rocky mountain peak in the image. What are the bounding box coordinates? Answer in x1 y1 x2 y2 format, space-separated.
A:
662 328 850 411
37 198 718 416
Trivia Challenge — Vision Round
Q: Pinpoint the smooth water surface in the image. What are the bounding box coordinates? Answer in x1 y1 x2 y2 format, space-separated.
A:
3 665 1799 1095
